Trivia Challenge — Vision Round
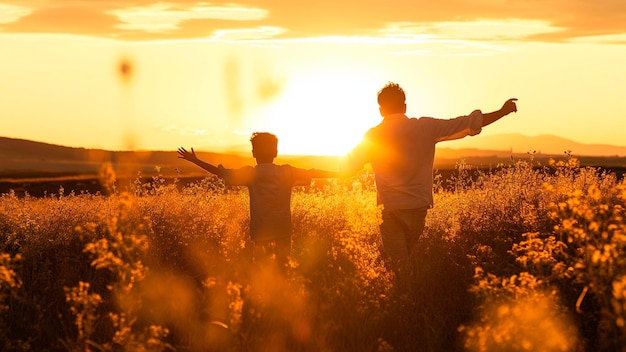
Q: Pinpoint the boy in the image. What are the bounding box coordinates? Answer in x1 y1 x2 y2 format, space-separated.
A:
178 132 337 269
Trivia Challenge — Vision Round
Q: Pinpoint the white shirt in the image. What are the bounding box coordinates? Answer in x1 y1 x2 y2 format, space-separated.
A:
348 110 483 211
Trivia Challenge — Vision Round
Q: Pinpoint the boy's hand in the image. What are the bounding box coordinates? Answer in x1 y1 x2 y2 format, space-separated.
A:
177 147 198 162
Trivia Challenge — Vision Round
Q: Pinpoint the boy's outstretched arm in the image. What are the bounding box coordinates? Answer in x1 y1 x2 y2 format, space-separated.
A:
482 98 518 127
310 169 339 179
177 147 224 177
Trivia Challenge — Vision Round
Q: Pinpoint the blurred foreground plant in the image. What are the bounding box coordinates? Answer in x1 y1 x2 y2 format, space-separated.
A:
66 192 172 351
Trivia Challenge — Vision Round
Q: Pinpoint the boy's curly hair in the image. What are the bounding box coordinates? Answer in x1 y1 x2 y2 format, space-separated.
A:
250 132 278 158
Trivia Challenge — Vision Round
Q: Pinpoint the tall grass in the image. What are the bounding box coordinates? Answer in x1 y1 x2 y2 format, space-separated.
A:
0 155 624 351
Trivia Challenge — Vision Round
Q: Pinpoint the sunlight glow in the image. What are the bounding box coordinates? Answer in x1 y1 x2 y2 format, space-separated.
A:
3 0 626 154
249 65 383 156
157 125 208 137
389 40 507 57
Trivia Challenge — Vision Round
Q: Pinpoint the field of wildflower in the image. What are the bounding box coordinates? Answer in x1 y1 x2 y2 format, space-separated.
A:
1 155 625 351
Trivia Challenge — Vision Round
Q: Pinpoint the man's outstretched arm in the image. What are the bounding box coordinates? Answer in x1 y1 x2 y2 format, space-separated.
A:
482 98 518 127
177 147 224 177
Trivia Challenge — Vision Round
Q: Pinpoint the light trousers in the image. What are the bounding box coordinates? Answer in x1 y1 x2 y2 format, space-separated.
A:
379 208 428 273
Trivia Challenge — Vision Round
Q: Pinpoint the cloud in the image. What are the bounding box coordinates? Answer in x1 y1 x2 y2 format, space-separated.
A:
0 0 625 43
0 3 31 24
210 26 284 40
0 2 119 36
569 33 626 45
108 2 267 34
382 20 565 42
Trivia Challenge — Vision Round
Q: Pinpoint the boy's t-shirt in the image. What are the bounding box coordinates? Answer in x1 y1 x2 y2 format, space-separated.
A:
220 163 313 241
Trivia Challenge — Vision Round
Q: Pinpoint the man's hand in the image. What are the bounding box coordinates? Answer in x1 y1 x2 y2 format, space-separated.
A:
177 147 198 163
501 98 518 115
482 98 519 127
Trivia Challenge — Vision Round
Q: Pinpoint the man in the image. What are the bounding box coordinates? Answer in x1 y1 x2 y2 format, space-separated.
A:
344 82 518 274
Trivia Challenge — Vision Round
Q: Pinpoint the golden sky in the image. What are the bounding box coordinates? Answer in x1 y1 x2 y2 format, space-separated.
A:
1 1 626 155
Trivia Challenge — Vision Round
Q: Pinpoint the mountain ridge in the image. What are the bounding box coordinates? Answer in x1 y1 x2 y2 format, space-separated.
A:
443 133 626 157
1 135 625 179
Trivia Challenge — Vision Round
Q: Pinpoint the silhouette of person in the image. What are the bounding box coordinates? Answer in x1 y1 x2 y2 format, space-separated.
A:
343 82 517 276
178 132 337 269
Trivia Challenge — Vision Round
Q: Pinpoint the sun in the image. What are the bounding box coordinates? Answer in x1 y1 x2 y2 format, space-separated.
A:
250 64 384 156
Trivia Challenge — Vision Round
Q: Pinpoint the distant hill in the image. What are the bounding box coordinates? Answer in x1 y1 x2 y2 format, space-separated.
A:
443 133 626 157
1 135 625 180
0 137 249 179
0 136 342 179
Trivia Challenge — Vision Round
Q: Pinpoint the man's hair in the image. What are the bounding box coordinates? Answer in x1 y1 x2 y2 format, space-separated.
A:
377 82 406 113
250 132 278 157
